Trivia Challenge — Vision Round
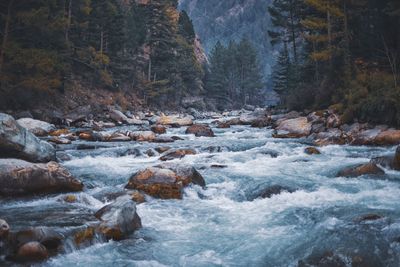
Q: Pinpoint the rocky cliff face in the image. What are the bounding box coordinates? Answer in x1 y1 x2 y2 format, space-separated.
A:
179 0 274 77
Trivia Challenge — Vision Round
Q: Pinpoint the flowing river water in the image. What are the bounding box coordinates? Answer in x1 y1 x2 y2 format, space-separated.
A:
1 121 400 266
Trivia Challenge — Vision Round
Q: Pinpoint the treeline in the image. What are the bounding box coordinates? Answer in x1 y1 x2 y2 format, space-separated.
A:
269 0 400 126
206 39 264 110
0 0 203 109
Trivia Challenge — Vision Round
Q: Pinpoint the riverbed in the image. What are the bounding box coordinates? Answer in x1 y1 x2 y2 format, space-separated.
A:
1 122 400 266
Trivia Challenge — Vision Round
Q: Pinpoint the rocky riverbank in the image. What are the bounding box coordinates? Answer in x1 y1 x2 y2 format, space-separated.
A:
1 106 400 265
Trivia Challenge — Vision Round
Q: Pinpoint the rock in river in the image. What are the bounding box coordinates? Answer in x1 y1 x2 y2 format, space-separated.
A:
0 219 10 239
0 159 83 196
185 124 215 137
273 117 312 138
16 241 49 262
157 115 193 127
159 149 197 161
370 145 400 171
336 162 385 178
0 113 55 162
16 118 56 137
126 165 205 199
95 195 142 240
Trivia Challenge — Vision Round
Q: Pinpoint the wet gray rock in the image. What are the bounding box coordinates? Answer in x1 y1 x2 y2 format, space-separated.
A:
0 159 83 196
16 118 56 136
159 149 196 161
0 113 55 162
0 219 10 240
95 195 142 240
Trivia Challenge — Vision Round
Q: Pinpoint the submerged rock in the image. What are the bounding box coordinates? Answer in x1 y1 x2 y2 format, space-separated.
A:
0 159 83 196
0 113 55 163
185 124 215 137
95 195 142 240
16 241 49 262
125 165 205 199
370 146 400 170
336 162 385 178
251 185 295 200
298 251 347 267
16 118 56 137
305 147 321 155
354 214 384 223
159 149 197 161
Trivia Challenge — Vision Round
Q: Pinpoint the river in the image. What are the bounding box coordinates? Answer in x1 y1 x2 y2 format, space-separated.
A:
1 121 400 266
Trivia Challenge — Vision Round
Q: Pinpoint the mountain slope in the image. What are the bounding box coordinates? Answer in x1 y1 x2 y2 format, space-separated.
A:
179 0 274 78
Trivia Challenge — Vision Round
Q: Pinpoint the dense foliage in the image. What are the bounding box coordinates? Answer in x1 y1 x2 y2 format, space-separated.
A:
269 0 400 126
206 39 264 110
0 0 203 109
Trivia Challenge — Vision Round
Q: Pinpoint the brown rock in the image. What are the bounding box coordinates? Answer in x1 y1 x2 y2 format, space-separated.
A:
151 125 167 134
126 165 205 199
185 124 215 137
336 163 385 177
49 129 69 136
0 159 83 196
374 129 400 145
17 242 49 262
216 122 231 128
159 149 196 161
78 131 103 141
63 195 77 203
130 191 146 204
74 227 95 246
305 147 321 155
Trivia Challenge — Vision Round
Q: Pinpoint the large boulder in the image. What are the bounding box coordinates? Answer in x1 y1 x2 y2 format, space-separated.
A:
125 165 205 199
0 113 55 162
95 195 142 240
185 124 215 137
156 115 193 127
273 117 312 138
0 159 83 196
16 118 56 137
336 162 385 178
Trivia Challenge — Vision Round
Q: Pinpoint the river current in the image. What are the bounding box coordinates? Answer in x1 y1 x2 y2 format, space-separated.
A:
1 121 400 266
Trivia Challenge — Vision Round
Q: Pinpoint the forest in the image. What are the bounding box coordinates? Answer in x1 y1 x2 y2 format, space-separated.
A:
269 0 400 126
0 0 204 109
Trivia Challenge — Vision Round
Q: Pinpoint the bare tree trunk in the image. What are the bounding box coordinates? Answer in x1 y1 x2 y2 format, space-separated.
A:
0 0 14 78
289 0 297 63
383 37 398 88
327 1 332 68
65 0 72 47
100 30 104 55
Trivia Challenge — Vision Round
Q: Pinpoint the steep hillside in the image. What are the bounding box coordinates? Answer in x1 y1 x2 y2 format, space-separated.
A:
0 0 205 112
179 0 274 77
